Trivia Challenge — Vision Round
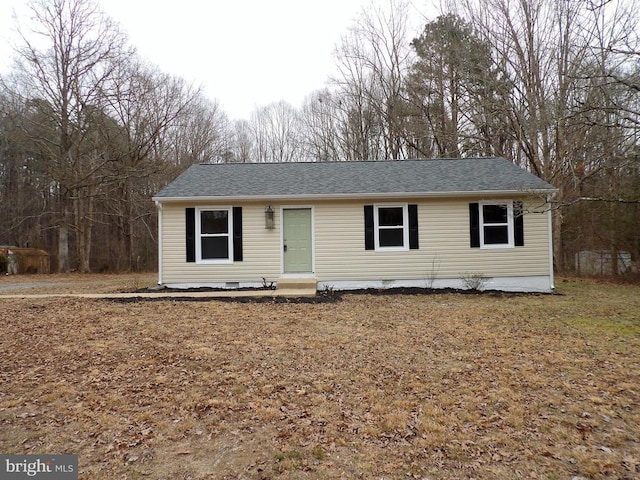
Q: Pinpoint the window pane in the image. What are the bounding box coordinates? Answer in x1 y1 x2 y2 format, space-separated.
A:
483 204 508 224
378 207 404 227
484 225 509 244
379 228 404 247
201 236 229 259
201 210 228 234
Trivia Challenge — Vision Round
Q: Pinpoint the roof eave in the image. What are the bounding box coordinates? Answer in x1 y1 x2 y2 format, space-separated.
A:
152 188 556 204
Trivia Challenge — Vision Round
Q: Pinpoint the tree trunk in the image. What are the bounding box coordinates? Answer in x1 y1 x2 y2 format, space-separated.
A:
58 201 70 273
129 215 135 271
609 167 619 276
74 190 94 273
552 190 564 274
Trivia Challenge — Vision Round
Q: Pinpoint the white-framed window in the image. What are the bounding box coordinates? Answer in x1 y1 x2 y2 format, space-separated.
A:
196 207 233 263
479 201 514 248
374 204 409 251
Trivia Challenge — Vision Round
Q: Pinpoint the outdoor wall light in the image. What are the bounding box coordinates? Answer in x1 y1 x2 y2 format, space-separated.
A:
265 205 275 229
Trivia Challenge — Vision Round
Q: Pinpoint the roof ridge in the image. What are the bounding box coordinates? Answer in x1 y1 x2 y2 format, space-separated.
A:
196 157 503 166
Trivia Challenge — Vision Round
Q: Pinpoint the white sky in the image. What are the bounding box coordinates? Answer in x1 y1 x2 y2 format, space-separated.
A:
0 0 434 120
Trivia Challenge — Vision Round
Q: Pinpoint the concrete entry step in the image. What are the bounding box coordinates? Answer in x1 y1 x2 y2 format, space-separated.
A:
276 277 317 295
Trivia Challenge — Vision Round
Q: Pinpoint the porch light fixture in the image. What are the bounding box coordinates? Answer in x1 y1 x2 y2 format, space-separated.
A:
265 205 275 229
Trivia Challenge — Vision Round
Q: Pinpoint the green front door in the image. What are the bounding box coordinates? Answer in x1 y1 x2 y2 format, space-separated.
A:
283 208 313 273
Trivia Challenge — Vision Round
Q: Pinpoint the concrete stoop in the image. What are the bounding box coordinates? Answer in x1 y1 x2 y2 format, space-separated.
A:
276 277 317 297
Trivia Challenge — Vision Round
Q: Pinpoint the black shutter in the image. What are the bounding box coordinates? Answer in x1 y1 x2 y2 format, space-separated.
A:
469 203 480 248
364 205 374 250
233 207 243 261
408 204 419 250
514 201 524 247
186 208 196 262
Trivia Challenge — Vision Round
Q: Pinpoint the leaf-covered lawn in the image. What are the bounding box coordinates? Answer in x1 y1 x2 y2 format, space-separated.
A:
1 278 639 479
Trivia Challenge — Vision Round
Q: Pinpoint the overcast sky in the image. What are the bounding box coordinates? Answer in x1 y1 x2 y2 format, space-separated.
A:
0 0 433 120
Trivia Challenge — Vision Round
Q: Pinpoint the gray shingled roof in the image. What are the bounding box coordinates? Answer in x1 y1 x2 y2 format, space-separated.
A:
153 157 555 200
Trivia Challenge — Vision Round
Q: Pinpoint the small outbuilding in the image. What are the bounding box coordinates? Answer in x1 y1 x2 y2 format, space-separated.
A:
575 250 635 276
153 157 556 292
0 247 50 274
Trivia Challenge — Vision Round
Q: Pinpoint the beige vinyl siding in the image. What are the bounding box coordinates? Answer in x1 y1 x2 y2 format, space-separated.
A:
161 202 281 284
159 196 550 285
313 197 550 281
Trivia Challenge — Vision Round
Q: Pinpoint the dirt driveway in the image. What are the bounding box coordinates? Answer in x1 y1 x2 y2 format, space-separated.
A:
0 273 157 294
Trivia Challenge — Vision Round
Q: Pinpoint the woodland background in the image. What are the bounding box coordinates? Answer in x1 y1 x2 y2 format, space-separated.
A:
0 0 638 274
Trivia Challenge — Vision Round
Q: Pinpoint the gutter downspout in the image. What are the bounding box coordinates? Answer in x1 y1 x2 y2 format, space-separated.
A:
156 201 163 285
547 194 555 290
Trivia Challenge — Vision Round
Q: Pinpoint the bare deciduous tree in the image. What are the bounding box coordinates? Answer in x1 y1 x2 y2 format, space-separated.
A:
249 101 301 163
7 0 133 271
300 89 342 161
331 0 413 160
